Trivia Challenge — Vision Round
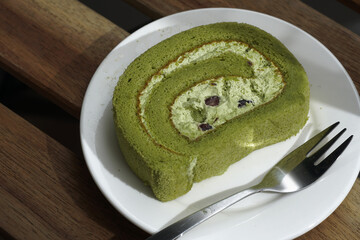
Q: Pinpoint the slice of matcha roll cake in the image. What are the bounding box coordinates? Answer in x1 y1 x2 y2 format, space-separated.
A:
113 22 309 201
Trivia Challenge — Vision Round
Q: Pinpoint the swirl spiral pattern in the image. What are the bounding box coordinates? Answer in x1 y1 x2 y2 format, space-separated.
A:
113 23 309 201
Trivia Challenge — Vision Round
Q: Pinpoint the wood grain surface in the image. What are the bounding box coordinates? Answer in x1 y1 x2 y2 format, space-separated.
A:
0 98 359 240
0 0 359 239
0 0 128 118
125 0 360 94
300 180 360 239
0 103 149 240
338 0 360 12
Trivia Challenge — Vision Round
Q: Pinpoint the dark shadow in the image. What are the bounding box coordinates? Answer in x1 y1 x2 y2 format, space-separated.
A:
45 29 151 239
46 139 150 239
0 227 16 240
301 0 360 35
78 0 152 32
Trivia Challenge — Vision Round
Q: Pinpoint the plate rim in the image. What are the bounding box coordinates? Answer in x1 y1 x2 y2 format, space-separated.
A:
80 7 360 239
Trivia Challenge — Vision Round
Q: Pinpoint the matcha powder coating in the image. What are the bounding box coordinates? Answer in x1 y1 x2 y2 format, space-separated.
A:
112 22 309 201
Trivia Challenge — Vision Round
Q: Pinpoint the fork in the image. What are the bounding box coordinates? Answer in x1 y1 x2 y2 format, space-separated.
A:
147 122 353 240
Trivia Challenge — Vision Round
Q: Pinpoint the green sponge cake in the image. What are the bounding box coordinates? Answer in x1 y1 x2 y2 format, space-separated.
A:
113 22 309 201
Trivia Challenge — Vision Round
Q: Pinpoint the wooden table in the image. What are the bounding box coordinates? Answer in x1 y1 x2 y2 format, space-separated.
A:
1 0 359 239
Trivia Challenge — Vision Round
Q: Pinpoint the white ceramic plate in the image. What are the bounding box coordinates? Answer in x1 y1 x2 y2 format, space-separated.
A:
80 8 360 240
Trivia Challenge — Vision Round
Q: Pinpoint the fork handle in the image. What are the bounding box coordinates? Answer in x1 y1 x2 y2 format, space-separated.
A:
147 187 261 240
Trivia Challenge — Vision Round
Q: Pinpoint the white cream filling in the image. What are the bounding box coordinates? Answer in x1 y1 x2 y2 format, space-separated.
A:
138 41 284 140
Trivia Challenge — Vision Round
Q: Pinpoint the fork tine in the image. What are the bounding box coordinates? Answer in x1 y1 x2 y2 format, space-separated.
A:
263 122 341 175
305 121 340 156
306 128 346 164
315 135 353 174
